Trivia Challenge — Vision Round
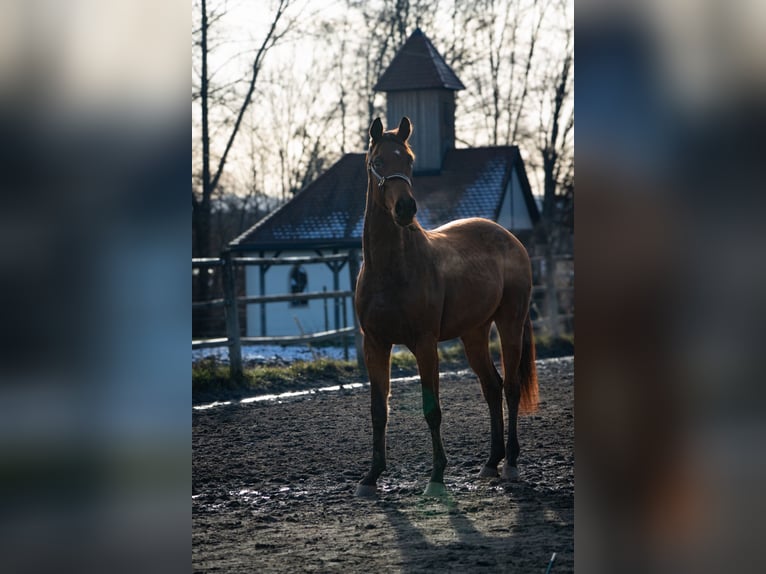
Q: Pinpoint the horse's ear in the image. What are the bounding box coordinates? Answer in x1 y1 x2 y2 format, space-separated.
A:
397 116 412 142
369 118 383 144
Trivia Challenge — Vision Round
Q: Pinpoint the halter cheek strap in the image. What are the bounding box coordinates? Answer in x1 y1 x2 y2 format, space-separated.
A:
368 162 412 189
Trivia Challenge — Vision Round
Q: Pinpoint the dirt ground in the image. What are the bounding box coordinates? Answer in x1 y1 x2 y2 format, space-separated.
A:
193 357 573 573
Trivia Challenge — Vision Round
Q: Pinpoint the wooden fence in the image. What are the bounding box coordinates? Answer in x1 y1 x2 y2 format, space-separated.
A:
192 251 362 378
192 252 573 379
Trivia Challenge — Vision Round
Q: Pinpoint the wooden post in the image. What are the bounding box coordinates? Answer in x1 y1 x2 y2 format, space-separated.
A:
222 251 243 379
332 261 340 332
323 285 329 331
347 249 366 374
342 292 349 361
259 252 267 337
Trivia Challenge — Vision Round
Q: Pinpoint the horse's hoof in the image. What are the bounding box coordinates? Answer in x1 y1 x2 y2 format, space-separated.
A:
355 483 377 498
422 481 448 497
479 465 499 478
501 465 520 482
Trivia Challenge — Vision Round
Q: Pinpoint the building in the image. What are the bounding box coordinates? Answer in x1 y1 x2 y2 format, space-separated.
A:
229 29 540 338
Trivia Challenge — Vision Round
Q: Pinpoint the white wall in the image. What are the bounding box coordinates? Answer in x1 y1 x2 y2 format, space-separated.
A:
497 167 534 231
244 249 356 337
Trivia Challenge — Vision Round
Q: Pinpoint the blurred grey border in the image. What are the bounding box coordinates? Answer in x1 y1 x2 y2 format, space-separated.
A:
0 1 188 573
576 1 766 572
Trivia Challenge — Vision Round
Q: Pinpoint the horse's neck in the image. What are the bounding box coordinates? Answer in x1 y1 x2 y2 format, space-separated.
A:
362 188 422 276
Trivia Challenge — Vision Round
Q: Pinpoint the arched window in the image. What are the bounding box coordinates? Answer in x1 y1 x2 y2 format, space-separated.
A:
289 264 308 307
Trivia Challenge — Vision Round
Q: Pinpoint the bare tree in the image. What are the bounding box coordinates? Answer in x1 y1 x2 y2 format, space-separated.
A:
535 13 573 337
191 0 301 342
507 0 548 144
192 0 298 330
254 46 344 201
457 0 548 147
192 0 295 259
348 0 404 143
538 24 572 216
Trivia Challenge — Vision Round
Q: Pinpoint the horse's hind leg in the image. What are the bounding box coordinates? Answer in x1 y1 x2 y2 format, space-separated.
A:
461 325 504 478
495 308 526 482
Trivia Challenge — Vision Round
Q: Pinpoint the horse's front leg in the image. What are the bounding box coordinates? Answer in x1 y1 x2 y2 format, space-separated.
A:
414 338 448 497
355 338 392 497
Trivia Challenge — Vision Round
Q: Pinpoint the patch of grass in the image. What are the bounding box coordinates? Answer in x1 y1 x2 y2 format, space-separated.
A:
245 358 357 390
438 341 466 364
193 356 359 400
389 343 467 372
441 332 574 363
192 357 234 393
534 332 574 358
390 348 417 370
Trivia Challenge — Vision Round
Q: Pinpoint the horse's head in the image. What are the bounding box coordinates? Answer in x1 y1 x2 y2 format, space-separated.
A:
367 117 417 227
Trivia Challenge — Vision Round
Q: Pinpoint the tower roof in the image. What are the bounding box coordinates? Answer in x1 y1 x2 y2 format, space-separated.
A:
373 28 465 92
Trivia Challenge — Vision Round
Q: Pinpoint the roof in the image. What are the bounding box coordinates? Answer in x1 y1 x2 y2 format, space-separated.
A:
230 147 540 252
373 28 465 92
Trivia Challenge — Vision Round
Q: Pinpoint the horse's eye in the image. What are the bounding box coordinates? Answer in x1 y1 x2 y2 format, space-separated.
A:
373 158 383 168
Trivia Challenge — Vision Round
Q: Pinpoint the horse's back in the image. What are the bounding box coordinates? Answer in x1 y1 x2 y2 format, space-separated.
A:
429 217 530 275
426 218 532 339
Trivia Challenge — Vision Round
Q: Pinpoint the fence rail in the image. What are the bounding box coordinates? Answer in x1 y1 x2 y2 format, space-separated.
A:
192 326 357 350
238 289 352 306
230 254 351 266
193 258 225 266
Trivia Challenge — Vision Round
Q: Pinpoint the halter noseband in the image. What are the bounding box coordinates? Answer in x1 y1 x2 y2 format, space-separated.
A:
368 162 413 190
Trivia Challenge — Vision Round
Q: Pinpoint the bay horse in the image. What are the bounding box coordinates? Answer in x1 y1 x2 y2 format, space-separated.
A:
355 116 538 497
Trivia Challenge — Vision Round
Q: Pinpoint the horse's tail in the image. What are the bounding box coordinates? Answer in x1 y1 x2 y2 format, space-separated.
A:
518 313 539 414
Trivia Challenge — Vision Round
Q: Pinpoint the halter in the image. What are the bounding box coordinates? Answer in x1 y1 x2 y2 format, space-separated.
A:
368 162 413 190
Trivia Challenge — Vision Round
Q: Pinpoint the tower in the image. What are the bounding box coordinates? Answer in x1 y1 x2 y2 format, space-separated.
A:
374 29 465 173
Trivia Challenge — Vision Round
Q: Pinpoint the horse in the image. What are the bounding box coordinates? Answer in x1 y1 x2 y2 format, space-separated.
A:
354 116 538 497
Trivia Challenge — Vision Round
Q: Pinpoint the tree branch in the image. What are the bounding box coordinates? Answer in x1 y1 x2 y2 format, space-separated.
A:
210 0 291 194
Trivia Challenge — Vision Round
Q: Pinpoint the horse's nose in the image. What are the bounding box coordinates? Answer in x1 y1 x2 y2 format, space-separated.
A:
395 197 417 222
